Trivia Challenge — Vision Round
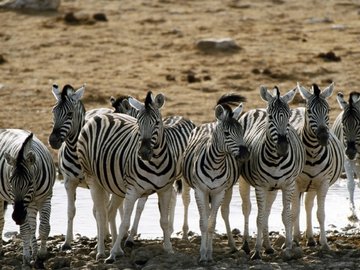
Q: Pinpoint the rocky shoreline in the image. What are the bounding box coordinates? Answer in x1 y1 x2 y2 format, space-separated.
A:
1 226 360 270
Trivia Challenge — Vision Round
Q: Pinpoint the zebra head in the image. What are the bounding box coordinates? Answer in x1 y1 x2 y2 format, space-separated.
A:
215 94 249 162
260 86 296 157
4 133 36 225
297 82 333 146
110 95 138 117
129 91 164 161
49 84 85 149
337 91 360 160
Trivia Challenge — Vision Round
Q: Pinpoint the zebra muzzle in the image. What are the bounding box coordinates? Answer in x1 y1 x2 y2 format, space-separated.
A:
345 141 357 160
236 145 250 162
12 201 27 225
138 139 153 161
276 135 289 157
316 126 329 146
49 132 63 149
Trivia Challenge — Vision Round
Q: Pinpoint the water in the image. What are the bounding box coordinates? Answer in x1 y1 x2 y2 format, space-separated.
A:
3 179 360 240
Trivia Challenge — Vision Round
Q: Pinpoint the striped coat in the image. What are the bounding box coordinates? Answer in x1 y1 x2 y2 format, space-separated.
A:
0 129 55 266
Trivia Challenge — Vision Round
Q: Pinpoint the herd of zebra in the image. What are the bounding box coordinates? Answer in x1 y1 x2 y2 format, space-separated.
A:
0 81 359 266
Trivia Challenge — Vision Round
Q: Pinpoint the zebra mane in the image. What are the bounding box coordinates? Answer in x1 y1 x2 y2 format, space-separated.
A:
312 84 321 96
274 86 280 97
217 93 246 117
349 91 360 107
61 84 75 100
110 95 131 112
16 133 33 166
144 91 153 109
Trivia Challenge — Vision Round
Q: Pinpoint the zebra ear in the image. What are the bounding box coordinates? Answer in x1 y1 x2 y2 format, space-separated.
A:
282 87 297 104
154 93 165 109
232 103 243 120
129 97 144 111
259 86 273 102
297 82 312 100
215 104 226 121
72 84 85 101
52 84 61 101
4 152 16 167
336 92 347 110
320 82 334 99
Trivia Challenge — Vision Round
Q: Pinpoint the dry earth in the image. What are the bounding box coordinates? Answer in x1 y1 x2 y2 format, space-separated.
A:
1 0 360 269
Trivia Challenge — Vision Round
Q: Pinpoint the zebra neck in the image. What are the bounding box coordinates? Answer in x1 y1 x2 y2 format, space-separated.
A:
203 140 227 168
65 107 85 150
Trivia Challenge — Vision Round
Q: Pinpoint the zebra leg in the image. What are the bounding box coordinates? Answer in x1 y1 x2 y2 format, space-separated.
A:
62 177 79 250
281 184 294 253
239 178 251 254
125 196 148 247
252 188 267 260
316 184 330 250
20 216 32 265
194 188 210 263
88 179 108 260
158 187 174 254
0 200 4 256
292 188 302 245
106 190 139 264
304 191 316 247
37 196 52 260
345 159 357 220
207 190 226 262
107 194 123 247
221 187 237 252
262 190 278 254
168 186 176 237
181 179 191 240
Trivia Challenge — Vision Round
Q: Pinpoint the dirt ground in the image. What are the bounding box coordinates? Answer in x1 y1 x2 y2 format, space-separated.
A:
1 0 360 269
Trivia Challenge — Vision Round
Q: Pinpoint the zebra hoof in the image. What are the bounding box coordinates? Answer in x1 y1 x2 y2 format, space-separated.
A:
241 241 251 254
124 240 134 248
306 238 316 247
250 251 261 260
33 258 45 269
61 243 72 251
265 247 275 254
104 256 115 264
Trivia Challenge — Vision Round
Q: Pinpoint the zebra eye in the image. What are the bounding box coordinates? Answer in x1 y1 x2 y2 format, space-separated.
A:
67 112 73 118
224 131 230 136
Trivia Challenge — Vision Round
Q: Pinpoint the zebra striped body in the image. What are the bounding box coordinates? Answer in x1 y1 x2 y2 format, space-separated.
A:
78 91 193 262
0 129 55 265
290 83 344 250
239 86 305 260
182 94 249 262
110 95 195 241
332 92 360 220
49 84 113 250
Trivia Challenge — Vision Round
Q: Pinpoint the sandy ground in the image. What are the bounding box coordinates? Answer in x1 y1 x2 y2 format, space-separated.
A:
1 0 360 269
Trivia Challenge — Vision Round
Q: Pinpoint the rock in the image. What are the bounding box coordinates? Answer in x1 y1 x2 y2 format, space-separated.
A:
317 51 341 62
195 38 241 53
93 13 108 22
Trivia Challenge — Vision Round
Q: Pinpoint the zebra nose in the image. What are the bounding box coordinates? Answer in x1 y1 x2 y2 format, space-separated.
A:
277 135 289 157
12 201 27 225
138 139 153 161
316 126 329 146
236 145 250 162
49 132 63 149
346 141 357 160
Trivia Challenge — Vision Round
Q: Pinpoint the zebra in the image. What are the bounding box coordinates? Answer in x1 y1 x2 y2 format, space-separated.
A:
110 95 194 241
239 86 305 260
48 83 113 250
0 129 56 266
290 83 344 250
77 91 194 263
332 91 360 221
182 93 249 263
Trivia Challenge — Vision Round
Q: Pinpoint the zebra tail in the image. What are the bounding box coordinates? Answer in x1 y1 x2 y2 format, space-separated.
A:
175 179 182 194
